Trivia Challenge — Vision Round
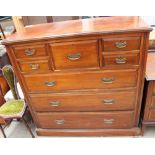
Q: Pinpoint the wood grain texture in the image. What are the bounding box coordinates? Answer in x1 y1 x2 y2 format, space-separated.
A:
142 81 154 122
13 44 48 59
2 16 152 45
36 127 141 137
36 111 134 129
0 117 6 124
24 69 138 92
142 52 155 133
2 17 151 136
146 53 155 80
50 40 99 70
142 80 155 128
18 59 51 73
103 36 141 51
150 96 155 108
29 90 136 112
0 78 9 106
0 76 10 96
103 53 139 67
148 109 155 121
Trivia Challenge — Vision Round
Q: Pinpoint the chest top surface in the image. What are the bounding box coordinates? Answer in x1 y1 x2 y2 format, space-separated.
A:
2 16 152 45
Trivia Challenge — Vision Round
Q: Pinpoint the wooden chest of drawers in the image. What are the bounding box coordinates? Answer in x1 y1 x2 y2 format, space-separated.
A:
2 17 151 136
142 52 155 133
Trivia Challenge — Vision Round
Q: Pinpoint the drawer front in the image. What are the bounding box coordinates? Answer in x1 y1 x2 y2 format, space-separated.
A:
103 53 139 67
13 44 47 59
29 91 135 112
50 40 99 70
24 69 138 92
103 37 140 51
36 111 134 129
18 59 50 73
148 109 155 121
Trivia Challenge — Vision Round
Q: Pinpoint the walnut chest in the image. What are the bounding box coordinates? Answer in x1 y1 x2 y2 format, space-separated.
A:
2 17 152 136
142 52 155 133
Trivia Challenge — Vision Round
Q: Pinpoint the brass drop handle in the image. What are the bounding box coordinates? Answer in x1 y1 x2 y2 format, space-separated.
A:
115 41 127 48
115 57 127 64
29 64 40 70
101 77 115 84
44 81 56 87
104 119 114 124
55 119 65 125
25 48 36 56
102 99 114 105
67 53 81 60
49 101 60 107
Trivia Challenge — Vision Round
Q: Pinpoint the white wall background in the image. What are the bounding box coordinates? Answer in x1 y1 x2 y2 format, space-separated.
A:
141 16 155 26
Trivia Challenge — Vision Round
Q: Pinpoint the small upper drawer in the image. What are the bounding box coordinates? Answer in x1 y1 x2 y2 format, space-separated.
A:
18 59 50 73
13 44 47 59
103 37 141 51
103 53 139 67
50 40 99 70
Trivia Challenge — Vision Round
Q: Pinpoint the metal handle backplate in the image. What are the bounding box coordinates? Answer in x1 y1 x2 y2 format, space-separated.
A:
102 99 114 105
67 53 81 60
25 48 36 56
101 77 115 84
115 41 127 48
29 64 40 70
44 81 56 87
55 119 65 125
115 57 127 64
104 119 114 124
49 101 60 107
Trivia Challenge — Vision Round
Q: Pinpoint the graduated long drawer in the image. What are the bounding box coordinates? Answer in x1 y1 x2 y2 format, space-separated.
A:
29 90 136 112
24 69 138 92
36 111 134 129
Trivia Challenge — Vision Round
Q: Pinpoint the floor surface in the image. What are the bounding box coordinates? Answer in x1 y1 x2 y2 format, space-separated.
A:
0 121 155 138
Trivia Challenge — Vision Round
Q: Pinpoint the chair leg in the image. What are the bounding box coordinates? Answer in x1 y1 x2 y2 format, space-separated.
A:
22 117 35 138
3 119 12 129
0 125 6 138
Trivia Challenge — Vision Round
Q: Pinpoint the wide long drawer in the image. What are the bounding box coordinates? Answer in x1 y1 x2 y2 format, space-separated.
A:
24 69 138 92
29 90 136 112
36 111 134 129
